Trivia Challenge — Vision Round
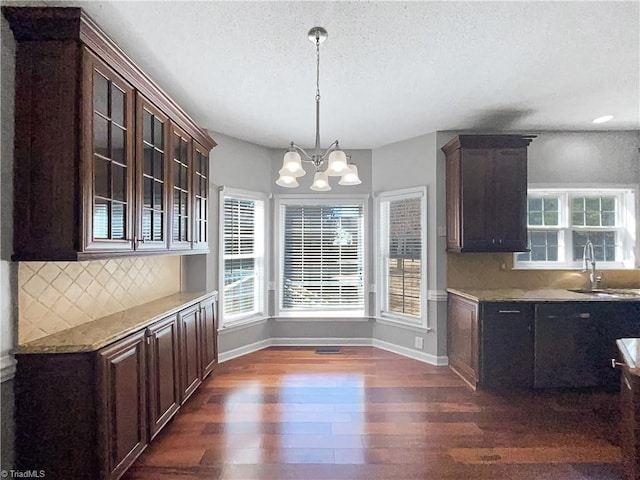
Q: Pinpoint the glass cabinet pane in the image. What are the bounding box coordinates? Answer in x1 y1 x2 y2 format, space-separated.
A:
111 125 125 164
94 115 109 158
111 85 124 126
93 72 109 116
94 157 110 199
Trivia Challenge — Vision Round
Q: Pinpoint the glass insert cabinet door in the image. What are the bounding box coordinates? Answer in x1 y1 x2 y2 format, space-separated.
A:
192 142 209 250
136 95 169 250
84 50 135 252
170 124 192 249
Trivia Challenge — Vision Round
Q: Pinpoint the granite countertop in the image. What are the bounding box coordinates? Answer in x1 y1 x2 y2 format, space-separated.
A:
16 291 217 354
447 288 640 303
617 338 640 377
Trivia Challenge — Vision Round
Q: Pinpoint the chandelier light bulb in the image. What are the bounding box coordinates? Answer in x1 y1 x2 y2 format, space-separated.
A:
281 150 305 177
338 164 362 186
325 149 348 176
276 175 299 188
310 171 331 191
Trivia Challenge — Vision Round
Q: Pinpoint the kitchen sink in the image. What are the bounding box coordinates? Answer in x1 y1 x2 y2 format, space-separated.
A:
568 288 640 299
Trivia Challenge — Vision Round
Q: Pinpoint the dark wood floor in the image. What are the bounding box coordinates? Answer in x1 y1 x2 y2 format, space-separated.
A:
122 346 624 480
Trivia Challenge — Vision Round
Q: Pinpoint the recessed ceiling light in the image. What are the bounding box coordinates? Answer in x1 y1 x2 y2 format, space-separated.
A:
592 115 614 124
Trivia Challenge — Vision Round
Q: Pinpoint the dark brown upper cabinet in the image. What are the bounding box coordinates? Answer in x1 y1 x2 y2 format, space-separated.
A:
442 134 533 253
4 6 215 260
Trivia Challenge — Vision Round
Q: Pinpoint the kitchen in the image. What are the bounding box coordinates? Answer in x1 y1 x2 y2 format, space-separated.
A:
1 2 639 479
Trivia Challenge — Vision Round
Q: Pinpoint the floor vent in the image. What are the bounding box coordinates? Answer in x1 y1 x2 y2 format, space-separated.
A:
314 347 341 355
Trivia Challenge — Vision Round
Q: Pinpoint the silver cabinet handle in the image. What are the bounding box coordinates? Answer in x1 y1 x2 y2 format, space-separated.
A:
498 310 521 314
611 359 625 369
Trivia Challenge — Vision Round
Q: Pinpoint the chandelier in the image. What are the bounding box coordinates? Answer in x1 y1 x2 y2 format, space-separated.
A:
276 27 361 191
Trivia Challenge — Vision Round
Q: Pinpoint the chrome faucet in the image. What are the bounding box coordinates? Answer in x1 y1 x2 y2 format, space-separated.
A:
582 240 602 290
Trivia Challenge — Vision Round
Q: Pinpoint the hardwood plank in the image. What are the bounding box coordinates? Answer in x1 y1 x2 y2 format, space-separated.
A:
122 346 624 480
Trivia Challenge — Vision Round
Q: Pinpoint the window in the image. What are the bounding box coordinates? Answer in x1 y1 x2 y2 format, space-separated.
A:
515 187 636 269
378 187 427 326
277 197 366 316
219 188 266 325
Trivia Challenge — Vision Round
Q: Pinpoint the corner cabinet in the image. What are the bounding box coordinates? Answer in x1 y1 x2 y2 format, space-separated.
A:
442 135 533 253
3 6 215 261
15 293 218 480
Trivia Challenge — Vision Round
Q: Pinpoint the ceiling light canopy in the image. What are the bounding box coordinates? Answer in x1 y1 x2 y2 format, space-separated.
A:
592 115 613 124
276 27 360 191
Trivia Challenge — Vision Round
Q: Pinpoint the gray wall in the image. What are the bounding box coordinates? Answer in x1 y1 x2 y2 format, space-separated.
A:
527 131 640 184
1 13 16 470
370 132 449 360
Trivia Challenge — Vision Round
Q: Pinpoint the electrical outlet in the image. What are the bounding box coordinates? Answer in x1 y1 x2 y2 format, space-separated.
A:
414 336 423 350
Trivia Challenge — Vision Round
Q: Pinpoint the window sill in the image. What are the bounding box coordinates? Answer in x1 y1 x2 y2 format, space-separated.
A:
374 315 430 332
275 310 366 319
219 315 269 333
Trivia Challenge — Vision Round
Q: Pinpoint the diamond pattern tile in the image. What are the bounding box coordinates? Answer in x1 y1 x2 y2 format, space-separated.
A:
18 256 181 344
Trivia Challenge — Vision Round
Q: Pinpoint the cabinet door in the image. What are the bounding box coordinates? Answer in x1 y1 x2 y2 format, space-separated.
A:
192 142 210 251
179 304 201 402
147 315 180 440
136 95 169 251
169 123 193 250
460 149 493 251
82 48 135 254
534 303 601 388
447 294 480 388
445 150 462 251
620 367 640 480
98 332 147 480
200 296 218 379
481 303 534 388
491 148 528 251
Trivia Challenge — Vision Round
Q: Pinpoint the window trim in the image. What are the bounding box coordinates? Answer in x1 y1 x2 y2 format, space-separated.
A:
274 194 369 318
514 185 637 270
218 186 268 327
375 186 428 329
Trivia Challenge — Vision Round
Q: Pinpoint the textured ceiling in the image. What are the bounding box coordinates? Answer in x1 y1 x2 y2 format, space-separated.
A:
23 1 640 149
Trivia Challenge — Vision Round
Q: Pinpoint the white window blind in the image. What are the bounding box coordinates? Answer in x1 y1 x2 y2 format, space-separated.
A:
280 203 364 312
379 189 425 322
221 190 265 323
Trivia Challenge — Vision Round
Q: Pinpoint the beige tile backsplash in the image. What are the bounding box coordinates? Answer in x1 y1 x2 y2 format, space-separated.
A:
448 253 640 290
18 256 181 344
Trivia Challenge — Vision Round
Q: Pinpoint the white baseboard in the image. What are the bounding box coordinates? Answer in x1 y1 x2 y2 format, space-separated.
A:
218 339 271 363
218 337 448 367
1 354 17 382
372 339 449 366
271 337 372 346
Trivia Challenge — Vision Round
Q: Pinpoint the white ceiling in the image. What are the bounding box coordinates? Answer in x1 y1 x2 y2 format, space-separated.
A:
27 1 640 148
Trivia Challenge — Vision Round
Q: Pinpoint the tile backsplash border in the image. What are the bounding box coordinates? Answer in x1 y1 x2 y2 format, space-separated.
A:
18 256 181 344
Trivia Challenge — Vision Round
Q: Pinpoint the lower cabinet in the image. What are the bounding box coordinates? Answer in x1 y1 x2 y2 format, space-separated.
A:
200 294 218 378
179 304 202 402
447 294 479 387
534 303 602 388
447 292 638 390
481 303 534 389
15 293 217 480
620 366 640 480
146 314 180 440
98 331 148 479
